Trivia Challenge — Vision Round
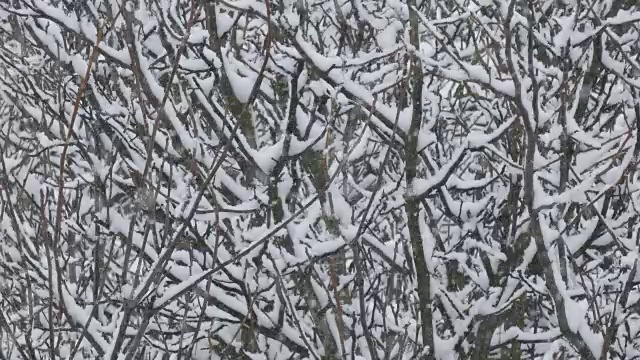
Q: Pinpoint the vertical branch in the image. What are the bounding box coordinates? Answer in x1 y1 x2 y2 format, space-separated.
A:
54 25 104 252
49 25 103 359
406 1 434 357
504 1 594 358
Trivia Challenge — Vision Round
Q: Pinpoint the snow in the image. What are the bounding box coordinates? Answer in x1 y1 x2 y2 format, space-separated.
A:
467 117 515 148
605 9 640 26
553 15 575 50
282 8 300 29
1 156 21 173
307 238 345 257
295 32 340 72
188 29 209 44
347 129 370 161
397 107 412 133
225 64 256 103
61 288 110 353
409 145 466 198
566 114 602 149
340 224 359 243
252 141 284 173
377 23 400 50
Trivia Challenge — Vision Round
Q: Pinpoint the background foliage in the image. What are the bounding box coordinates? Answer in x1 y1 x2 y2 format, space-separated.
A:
0 0 640 359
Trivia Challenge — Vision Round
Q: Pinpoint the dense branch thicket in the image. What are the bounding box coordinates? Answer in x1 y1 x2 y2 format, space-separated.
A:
0 0 639 359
